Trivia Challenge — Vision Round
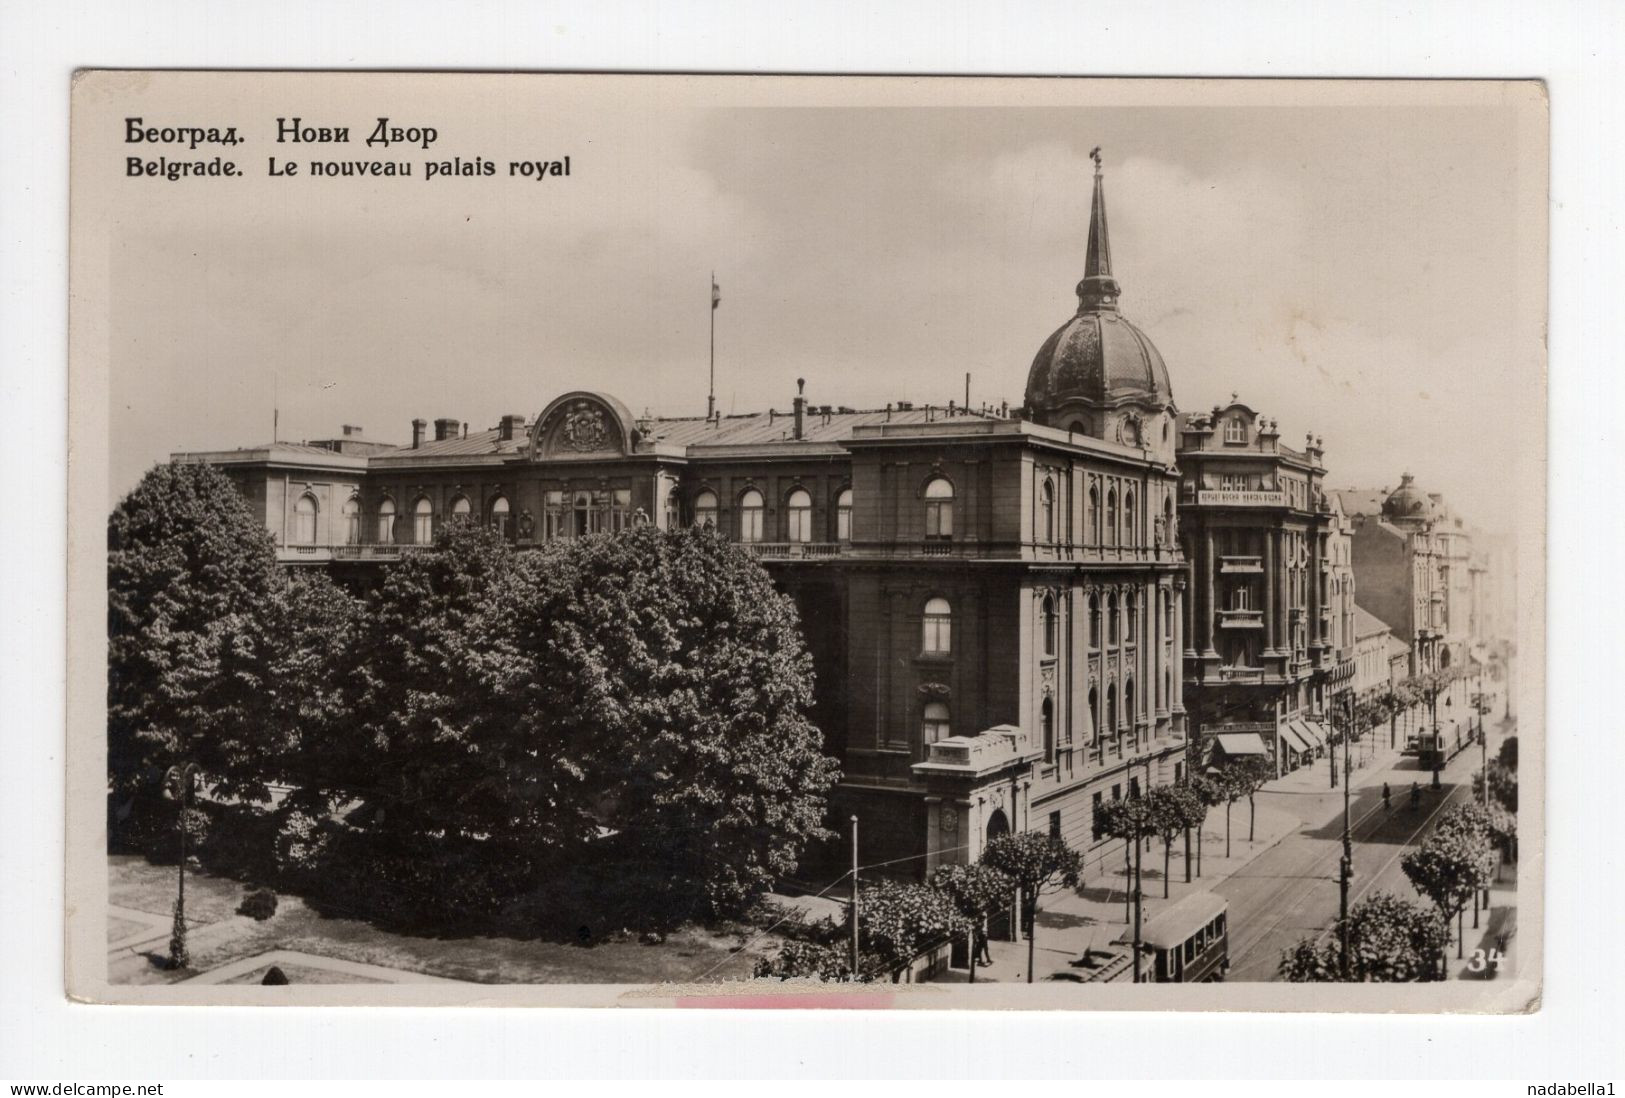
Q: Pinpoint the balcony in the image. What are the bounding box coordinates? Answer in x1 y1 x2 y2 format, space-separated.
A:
278 543 427 563
1218 555 1264 574
743 542 847 560
1217 608 1264 629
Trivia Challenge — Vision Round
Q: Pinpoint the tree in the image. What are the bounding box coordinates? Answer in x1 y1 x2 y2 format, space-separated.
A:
1472 761 1518 814
753 940 854 982
1402 821 1498 965
1497 735 1519 770
929 863 1014 983
108 462 285 846
507 524 841 919
1186 773 1224 877
1214 766 1246 859
854 879 969 981
1279 892 1449 982
980 831 1082 984
1228 754 1275 843
333 520 591 924
1093 796 1156 980
1145 784 1203 898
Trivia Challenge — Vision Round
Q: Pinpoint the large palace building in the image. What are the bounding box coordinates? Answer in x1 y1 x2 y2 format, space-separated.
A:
176 160 1191 880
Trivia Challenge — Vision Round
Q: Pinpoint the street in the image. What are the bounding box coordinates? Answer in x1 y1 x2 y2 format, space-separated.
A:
1219 706 1512 981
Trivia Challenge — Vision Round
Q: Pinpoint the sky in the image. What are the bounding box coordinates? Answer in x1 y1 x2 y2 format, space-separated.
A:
103 77 1545 533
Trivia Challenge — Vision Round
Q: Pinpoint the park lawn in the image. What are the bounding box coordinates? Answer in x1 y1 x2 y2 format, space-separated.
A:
108 854 778 986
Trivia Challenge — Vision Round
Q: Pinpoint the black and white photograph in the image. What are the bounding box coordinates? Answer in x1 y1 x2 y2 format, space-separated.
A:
64 72 1545 1010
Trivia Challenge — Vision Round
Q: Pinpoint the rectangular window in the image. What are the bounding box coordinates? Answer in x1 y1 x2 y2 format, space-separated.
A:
1091 792 1103 839
1048 811 1061 841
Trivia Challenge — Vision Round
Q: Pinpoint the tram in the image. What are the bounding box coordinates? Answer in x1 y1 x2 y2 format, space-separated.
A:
1116 891 1230 983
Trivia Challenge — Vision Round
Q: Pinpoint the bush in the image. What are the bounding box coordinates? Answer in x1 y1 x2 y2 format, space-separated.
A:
237 887 279 921
754 940 856 982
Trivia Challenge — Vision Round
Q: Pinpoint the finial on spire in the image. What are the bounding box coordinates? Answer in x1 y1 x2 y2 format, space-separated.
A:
1076 145 1120 313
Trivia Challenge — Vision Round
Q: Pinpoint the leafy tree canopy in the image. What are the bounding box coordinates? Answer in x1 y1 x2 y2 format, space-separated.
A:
1279 891 1449 982
108 461 283 805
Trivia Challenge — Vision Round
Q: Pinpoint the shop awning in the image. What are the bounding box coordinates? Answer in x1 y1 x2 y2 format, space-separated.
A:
1214 732 1270 757
1300 720 1330 748
1278 722 1313 754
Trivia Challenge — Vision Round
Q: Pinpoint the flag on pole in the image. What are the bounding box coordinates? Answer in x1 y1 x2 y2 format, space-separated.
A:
712 277 721 309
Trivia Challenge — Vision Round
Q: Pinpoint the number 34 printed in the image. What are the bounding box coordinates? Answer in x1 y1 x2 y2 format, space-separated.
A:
1467 948 1507 972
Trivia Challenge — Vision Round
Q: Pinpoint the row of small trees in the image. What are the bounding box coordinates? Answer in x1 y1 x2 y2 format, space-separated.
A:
755 831 1082 983
758 755 1284 984
109 462 840 933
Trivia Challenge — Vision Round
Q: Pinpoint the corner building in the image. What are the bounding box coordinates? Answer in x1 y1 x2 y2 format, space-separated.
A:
175 161 1188 881
1176 400 1336 775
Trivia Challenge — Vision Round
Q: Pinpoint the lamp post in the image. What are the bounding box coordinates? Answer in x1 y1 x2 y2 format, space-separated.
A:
163 760 202 970
1337 692 1354 979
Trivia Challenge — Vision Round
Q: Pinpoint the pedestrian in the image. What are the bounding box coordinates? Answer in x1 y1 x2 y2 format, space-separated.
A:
1410 782 1420 810
1382 782 1391 811
975 919 994 966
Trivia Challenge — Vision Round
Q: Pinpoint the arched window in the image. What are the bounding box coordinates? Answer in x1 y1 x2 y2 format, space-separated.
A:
1123 489 1135 546
1126 591 1138 644
1164 588 1175 636
921 701 951 746
413 498 433 545
1042 594 1058 657
1125 677 1137 731
450 495 472 525
1040 478 1056 543
1224 417 1246 444
1041 697 1055 761
341 495 361 545
490 495 510 539
1106 684 1118 734
376 497 396 544
1089 594 1101 649
922 597 952 655
739 488 765 543
1089 484 1101 544
836 487 853 542
1088 687 1099 743
293 493 318 545
1164 495 1175 542
1107 594 1119 645
693 490 719 529
786 488 813 543
1068 419 1087 435
924 477 954 539
1106 488 1118 546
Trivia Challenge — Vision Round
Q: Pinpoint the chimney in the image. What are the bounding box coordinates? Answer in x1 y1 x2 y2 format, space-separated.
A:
434 417 460 442
793 378 806 440
342 424 363 437
498 413 526 442
411 418 427 449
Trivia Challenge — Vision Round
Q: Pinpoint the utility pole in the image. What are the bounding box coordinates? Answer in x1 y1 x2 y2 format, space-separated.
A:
849 815 860 977
1338 693 1353 979
1131 825 1144 983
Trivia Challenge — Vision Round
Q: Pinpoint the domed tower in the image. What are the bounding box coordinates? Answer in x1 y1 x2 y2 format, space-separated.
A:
1382 472 1438 528
1025 150 1177 461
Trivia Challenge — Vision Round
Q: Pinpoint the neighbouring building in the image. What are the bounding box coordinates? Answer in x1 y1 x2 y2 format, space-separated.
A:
1175 398 1336 776
1352 604 1394 699
1335 474 1494 682
173 156 1190 882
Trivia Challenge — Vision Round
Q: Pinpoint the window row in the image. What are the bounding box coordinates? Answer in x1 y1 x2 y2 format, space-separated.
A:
687 486 853 543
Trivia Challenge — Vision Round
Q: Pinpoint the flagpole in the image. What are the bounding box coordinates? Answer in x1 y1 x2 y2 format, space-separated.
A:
708 272 717 421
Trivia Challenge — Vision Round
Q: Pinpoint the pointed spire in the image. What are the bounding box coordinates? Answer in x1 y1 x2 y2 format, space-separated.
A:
1076 147 1122 313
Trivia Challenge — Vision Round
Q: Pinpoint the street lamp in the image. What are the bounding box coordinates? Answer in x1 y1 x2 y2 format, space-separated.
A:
163 761 202 970
1337 692 1354 980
